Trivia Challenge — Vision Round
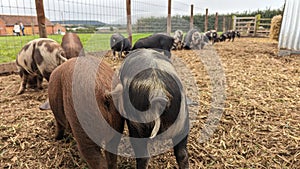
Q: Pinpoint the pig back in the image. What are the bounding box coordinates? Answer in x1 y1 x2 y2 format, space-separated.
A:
48 56 123 144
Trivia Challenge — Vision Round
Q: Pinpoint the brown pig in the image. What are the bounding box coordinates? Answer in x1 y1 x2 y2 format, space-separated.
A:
61 33 85 58
46 56 124 169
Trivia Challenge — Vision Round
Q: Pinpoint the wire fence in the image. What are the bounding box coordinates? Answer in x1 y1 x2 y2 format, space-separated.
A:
0 0 231 62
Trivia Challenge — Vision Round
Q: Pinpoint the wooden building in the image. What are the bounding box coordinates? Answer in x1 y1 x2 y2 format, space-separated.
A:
0 15 66 36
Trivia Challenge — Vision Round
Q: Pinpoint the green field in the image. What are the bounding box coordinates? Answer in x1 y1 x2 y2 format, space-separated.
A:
0 33 151 63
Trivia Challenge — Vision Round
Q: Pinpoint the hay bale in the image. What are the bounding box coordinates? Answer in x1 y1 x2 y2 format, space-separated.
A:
269 15 282 40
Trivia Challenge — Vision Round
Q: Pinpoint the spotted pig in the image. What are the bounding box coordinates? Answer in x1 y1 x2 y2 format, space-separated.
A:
16 38 67 95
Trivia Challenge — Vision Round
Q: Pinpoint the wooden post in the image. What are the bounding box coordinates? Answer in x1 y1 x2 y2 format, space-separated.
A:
214 12 218 31
126 0 132 44
35 0 47 38
228 16 232 30
167 0 171 35
31 22 35 35
205 8 208 32
232 15 236 30
254 14 261 36
190 4 194 30
222 16 226 32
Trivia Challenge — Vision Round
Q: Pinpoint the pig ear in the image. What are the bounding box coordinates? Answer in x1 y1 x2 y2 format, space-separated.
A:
106 83 123 98
104 83 124 112
78 49 85 57
56 52 67 64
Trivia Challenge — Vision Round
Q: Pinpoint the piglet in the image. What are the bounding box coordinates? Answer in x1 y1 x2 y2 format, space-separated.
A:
16 38 67 95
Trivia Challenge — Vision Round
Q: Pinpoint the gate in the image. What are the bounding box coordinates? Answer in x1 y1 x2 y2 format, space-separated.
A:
232 14 271 37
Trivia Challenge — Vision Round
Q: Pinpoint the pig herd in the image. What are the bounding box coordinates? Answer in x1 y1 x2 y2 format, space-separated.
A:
15 29 239 169
109 29 240 60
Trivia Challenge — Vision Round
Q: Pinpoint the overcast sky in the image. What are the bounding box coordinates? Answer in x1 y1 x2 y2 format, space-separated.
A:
0 0 285 24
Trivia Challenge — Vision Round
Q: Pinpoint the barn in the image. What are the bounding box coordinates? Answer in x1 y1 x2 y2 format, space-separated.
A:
0 15 66 36
278 0 300 56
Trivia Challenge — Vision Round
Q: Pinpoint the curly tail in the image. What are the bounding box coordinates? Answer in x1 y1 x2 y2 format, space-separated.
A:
149 89 169 138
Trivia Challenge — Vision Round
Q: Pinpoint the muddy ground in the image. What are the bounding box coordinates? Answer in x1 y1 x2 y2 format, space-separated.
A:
0 38 299 168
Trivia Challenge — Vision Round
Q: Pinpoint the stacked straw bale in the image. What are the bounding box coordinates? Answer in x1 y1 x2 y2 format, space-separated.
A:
269 15 282 40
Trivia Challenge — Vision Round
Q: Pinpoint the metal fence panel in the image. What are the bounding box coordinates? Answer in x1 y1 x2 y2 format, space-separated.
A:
278 0 300 55
0 0 228 62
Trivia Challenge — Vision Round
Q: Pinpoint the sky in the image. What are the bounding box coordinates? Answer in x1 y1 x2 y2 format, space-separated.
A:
0 0 285 24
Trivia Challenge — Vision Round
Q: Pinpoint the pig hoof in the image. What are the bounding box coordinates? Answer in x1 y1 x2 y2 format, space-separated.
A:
55 130 65 140
16 89 24 95
63 135 72 143
39 100 51 110
55 134 64 140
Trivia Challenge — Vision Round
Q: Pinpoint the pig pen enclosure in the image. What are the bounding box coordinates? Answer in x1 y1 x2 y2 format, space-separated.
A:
1 38 299 168
1 0 300 168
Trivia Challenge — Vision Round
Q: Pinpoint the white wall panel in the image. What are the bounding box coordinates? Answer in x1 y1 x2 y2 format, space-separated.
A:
278 0 300 55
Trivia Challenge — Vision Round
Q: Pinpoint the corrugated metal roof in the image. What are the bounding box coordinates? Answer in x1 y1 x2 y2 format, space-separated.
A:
278 0 300 55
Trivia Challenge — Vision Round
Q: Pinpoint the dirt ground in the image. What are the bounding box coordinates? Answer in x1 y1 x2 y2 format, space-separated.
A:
0 38 299 168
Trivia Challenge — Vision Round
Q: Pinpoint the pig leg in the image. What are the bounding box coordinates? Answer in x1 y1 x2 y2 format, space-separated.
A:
127 123 150 169
173 135 189 169
104 135 121 169
52 104 66 140
42 70 51 82
119 43 124 59
104 119 124 169
131 139 150 169
104 151 117 169
54 121 65 140
136 157 150 169
180 42 183 50
52 106 66 140
37 74 43 90
26 75 38 90
16 69 29 95
49 80 67 140
74 130 106 169
118 51 122 60
112 50 116 60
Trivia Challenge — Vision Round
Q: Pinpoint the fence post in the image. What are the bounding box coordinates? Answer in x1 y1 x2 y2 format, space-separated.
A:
167 0 171 35
227 17 231 30
31 22 35 35
255 14 261 36
126 0 132 44
205 8 208 32
223 16 226 32
232 15 236 30
215 12 218 31
190 4 194 30
35 0 47 38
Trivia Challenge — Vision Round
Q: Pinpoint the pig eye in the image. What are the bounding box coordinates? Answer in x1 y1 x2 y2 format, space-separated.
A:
104 99 111 110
